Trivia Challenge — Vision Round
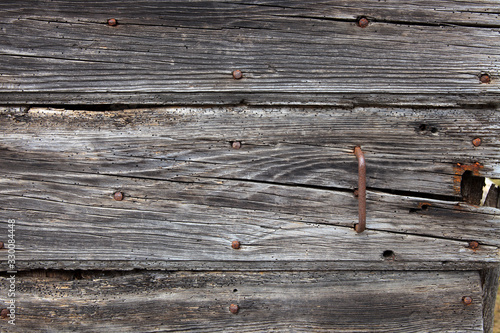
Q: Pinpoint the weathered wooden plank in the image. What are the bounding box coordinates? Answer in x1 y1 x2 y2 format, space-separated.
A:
1 106 499 196
481 267 500 333
1 171 499 271
0 1 498 105
1 106 499 271
0 270 485 332
3 0 500 26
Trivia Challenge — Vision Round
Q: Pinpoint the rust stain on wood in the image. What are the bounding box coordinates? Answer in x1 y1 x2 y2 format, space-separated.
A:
417 202 432 210
453 162 483 195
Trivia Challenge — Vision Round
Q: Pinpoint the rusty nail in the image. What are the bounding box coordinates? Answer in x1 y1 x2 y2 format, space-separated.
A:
480 74 491 84
472 138 482 147
232 141 241 149
107 18 118 26
0 309 9 319
468 241 479 250
358 17 369 28
0 241 4 249
353 189 359 197
229 304 239 314
113 191 124 201
354 146 366 233
232 240 241 249
232 70 243 80
462 296 473 305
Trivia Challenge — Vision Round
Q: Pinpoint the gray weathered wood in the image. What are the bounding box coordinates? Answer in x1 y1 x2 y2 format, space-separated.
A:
1 106 500 196
2 175 499 270
0 1 498 106
0 270 485 332
0 106 499 271
481 267 500 333
0 1 498 330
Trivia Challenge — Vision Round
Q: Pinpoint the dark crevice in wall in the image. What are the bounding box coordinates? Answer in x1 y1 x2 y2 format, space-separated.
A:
275 14 500 29
0 269 144 280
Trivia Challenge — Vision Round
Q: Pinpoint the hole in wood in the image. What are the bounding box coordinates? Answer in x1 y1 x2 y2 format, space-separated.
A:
417 124 438 134
382 250 395 259
461 171 500 208
409 203 431 213
461 171 485 206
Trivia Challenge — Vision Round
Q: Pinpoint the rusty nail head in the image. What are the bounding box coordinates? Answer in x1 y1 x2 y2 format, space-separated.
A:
232 70 243 80
113 191 124 201
480 74 491 84
0 241 3 249
472 138 482 147
469 241 479 249
232 240 241 249
232 141 241 149
358 17 369 28
0 309 9 319
107 18 118 26
229 304 239 314
462 296 473 305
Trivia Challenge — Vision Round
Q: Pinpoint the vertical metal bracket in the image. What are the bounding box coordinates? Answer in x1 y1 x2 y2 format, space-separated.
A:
354 146 366 233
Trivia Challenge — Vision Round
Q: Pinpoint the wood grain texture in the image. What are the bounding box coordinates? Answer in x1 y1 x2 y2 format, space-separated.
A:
0 106 499 271
0 1 498 106
2 106 500 195
482 267 500 333
0 270 485 332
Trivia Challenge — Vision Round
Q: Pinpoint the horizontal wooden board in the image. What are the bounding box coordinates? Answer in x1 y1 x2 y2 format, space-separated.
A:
0 270 485 332
1 106 499 195
0 106 499 271
0 1 498 105
1 174 499 271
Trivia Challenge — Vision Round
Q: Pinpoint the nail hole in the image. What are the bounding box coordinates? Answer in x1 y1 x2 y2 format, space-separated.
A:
383 250 395 259
417 124 438 134
233 289 238 293
409 204 430 213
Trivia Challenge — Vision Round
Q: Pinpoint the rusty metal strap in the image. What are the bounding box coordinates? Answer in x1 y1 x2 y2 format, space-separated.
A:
354 146 366 233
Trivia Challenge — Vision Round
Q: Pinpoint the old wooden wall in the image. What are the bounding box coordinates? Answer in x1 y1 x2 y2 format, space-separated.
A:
0 0 499 106
0 1 499 332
